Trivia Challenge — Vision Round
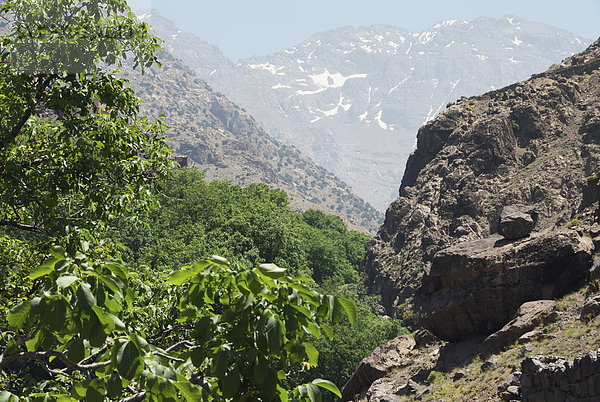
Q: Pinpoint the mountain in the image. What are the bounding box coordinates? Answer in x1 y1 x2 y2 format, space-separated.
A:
119 50 382 232
140 12 589 210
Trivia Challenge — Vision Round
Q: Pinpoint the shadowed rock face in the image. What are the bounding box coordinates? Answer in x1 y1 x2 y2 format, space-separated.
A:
364 38 600 318
419 230 593 341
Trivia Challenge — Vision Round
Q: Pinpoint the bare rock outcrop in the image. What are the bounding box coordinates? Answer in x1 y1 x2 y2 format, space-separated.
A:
364 38 600 317
481 300 556 354
341 336 415 400
497 204 538 240
419 230 593 341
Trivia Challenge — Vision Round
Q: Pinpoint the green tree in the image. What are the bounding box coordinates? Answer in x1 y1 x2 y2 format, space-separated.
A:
0 1 353 400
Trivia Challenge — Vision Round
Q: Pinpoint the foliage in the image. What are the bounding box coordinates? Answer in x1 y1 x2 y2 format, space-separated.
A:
0 0 170 265
292 291 409 388
0 247 348 400
112 169 370 286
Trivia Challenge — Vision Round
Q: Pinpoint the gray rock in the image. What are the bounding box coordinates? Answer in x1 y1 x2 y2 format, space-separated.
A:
580 295 600 320
497 204 538 240
420 230 592 341
414 329 439 348
482 300 556 353
396 379 421 396
452 370 466 381
341 336 415 400
481 360 498 372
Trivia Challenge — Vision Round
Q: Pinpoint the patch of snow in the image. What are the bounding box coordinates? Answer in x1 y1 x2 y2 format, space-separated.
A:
387 41 400 50
374 110 388 130
450 79 460 90
361 45 375 53
247 62 286 76
512 36 523 46
433 20 457 29
446 41 455 48
272 84 292 90
477 54 488 61
506 17 515 24
309 94 352 123
418 31 437 45
296 69 367 96
510 57 522 64
406 42 413 55
374 34 384 42
358 111 369 121
388 76 410 95
209 69 217 76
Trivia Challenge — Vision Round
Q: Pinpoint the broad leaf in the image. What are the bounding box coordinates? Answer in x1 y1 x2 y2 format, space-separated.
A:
7 301 30 330
312 379 342 398
336 297 357 325
167 270 194 285
258 263 287 279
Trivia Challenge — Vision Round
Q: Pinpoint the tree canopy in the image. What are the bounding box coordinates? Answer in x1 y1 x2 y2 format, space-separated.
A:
0 1 365 400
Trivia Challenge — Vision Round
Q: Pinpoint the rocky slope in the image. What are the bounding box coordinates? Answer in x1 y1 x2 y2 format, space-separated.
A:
340 37 600 400
120 51 382 232
139 11 589 210
364 37 600 318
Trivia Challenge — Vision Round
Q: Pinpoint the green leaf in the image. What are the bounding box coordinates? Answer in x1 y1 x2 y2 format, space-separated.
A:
305 383 321 402
115 341 143 380
50 245 67 259
129 332 150 353
312 379 342 398
265 315 282 352
104 263 129 281
56 275 79 289
7 301 30 330
336 297 356 325
223 367 241 398
174 381 203 401
258 263 287 279
304 342 319 366
106 373 123 399
29 258 57 280
86 378 105 402
76 283 96 311
0 390 20 401
166 270 194 285
320 323 333 340
209 255 229 265
92 306 116 334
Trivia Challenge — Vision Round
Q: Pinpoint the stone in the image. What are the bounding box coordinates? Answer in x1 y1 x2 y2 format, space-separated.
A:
481 300 556 353
589 256 600 281
453 370 466 381
481 360 498 372
396 379 421 396
414 329 439 348
497 204 538 240
419 230 592 341
341 336 415 400
581 295 600 320
498 372 522 392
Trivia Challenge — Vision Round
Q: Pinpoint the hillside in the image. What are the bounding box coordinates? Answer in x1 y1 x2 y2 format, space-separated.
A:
119 50 382 232
140 11 589 210
347 38 600 400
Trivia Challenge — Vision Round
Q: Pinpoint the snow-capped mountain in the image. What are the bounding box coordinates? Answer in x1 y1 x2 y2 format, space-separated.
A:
140 12 590 210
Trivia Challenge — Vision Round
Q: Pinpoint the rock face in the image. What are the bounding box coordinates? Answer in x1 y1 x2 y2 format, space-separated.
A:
520 352 600 401
365 38 600 317
341 336 415 400
419 230 592 341
481 300 556 354
497 204 538 239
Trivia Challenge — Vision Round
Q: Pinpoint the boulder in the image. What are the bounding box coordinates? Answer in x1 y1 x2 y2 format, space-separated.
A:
419 230 593 341
497 204 538 240
481 300 556 353
580 295 600 319
341 336 415 400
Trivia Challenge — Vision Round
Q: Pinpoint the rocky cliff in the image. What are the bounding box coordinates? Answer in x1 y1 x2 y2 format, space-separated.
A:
365 37 600 317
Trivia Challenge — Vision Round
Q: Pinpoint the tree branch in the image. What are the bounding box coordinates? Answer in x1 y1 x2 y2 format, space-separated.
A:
1 75 55 151
0 220 43 233
0 351 110 371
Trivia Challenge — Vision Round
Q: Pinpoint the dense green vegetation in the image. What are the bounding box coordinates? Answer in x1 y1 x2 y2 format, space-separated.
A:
0 0 406 400
110 169 408 390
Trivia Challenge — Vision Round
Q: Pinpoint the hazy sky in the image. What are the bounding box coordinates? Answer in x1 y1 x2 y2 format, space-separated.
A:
127 0 600 61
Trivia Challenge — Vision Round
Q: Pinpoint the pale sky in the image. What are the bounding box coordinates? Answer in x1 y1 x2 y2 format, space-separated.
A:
127 0 600 61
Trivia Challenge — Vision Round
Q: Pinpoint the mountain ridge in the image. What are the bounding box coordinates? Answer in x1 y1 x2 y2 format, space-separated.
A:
139 10 590 210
